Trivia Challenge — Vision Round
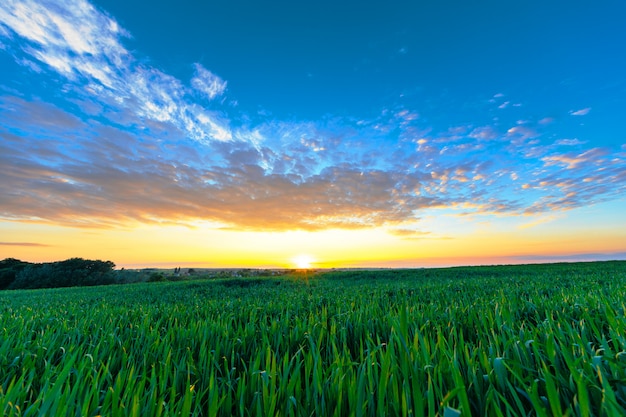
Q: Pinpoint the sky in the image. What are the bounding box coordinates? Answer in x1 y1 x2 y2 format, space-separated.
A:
1 0 625 269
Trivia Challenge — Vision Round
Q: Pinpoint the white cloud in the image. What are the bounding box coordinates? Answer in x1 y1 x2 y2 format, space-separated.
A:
469 126 498 140
570 107 591 116
0 23 10 41
394 109 419 127
28 47 74 76
16 57 42 73
506 125 538 142
191 63 227 100
0 0 129 63
185 105 232 142
541 148 607 169
518 215 558 230
0 0 233 144
555 138 585 146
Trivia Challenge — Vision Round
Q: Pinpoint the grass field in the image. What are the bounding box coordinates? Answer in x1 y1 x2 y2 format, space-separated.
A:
1 261 625 416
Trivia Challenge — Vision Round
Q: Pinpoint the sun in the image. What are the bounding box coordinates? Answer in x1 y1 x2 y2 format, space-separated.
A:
292 254 315 269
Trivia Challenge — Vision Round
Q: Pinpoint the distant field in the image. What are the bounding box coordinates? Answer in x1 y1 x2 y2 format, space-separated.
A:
1 262 625 416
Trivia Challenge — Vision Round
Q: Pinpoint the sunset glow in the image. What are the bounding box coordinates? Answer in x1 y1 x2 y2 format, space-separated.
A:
292 254 315 270
1 0 625 268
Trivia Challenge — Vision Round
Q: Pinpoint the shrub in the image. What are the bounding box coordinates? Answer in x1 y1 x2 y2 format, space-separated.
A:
148 272 167 282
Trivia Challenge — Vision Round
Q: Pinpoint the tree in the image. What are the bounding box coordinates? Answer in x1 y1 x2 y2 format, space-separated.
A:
0 258 32 290
8 258 116 290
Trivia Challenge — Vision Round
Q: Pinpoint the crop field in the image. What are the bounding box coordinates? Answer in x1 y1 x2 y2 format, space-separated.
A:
1 261 625 416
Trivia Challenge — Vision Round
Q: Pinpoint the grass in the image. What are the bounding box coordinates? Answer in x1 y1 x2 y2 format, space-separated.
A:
0 261 625 416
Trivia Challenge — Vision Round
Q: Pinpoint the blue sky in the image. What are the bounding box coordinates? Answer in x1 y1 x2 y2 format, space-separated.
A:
0 0 625 266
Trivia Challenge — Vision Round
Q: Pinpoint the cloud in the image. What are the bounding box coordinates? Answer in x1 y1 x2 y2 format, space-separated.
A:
517 215 558 230
469 126 498 141
386 228 441 240
0 0 232 144
1 93 625 231
541 148 608 169
569 107 591 116
513 252 626 263
0 98 442 230
395 109 419 126
506 125 538 141
555 138 585 146
191 63 227 100
1 95 84 133
0 0 129 72
0 242 50 247
0 142 440 231
520 148 626 213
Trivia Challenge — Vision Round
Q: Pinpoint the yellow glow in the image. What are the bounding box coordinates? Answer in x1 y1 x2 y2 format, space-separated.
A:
1 199 625 268
292 254 314 269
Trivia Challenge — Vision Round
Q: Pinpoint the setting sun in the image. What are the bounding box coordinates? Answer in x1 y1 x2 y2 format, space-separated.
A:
292 254 315 269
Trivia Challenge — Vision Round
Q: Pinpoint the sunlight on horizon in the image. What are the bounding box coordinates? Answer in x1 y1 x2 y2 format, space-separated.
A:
0 1 624 268
292 254 315 269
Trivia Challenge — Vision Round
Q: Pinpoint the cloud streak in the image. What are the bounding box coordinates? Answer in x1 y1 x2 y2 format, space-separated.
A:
191 63 227 100
0 242 50 247
570 107 591 116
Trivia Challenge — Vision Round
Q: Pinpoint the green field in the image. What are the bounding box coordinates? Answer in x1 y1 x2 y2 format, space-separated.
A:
1 262 625 416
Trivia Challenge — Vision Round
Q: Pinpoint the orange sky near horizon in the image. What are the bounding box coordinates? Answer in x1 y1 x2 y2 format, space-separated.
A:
3 199 625 269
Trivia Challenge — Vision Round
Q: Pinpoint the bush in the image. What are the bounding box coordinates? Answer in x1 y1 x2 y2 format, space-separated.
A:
148 272 167 282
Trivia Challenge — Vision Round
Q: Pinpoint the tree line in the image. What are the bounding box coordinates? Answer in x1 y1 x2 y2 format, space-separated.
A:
0 258 117 290
0 258 296 291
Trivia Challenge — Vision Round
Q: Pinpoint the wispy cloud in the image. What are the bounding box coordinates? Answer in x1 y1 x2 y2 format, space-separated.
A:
385 228 450 240
469 126 498 141
0 242 50 247
538 117 554 125
191 63 227 100
541 148 608 169
0 0 232 144
555 138 586 146
517 215 559 230
569 107 591 116
514 252 626 263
